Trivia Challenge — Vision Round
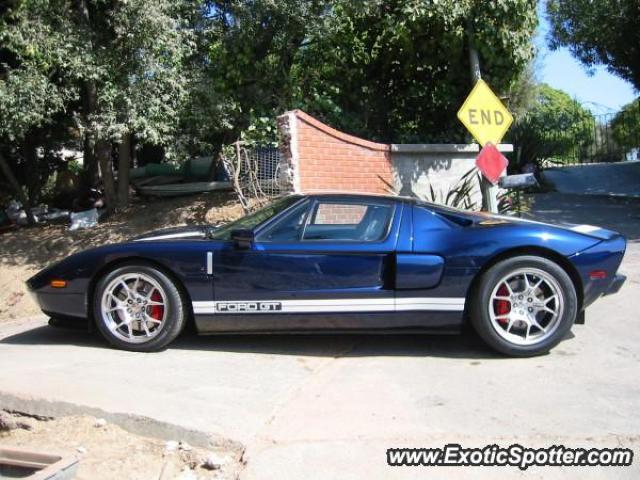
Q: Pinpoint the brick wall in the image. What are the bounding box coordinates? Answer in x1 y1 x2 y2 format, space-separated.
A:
276 109 512 210
314 203 367 224
277 110 393 194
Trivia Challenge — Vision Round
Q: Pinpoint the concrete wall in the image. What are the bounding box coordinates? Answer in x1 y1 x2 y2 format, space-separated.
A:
391 144 481 206
391 144 513 208
277 110 513 208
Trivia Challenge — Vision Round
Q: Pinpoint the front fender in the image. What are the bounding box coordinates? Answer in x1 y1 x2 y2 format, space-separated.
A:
27 240 220 318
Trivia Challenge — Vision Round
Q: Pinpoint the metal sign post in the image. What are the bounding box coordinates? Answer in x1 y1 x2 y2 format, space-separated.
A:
460 24 513 213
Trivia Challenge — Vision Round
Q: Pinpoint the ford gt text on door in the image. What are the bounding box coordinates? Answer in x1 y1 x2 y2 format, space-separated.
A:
27 194 626 356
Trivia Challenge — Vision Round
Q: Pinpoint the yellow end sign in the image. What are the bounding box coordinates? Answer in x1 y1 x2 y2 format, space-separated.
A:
457 79 513 146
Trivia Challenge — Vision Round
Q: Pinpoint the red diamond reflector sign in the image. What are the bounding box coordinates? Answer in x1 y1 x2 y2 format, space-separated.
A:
476 143 508 185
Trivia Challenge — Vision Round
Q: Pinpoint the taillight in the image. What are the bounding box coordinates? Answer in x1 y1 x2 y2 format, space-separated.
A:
589 270 607 280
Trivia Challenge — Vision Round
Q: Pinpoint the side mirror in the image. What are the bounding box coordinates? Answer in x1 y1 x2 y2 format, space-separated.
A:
231 229 255 250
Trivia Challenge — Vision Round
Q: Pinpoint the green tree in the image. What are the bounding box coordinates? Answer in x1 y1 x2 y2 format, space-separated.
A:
200 0 327 149
509 84 595 168
203 0 538 145
2 0 542 213
1 0 196 212
547 0 640 90
294 0 538 143
0 0 79 222
87 0 196 208
611 98 640 154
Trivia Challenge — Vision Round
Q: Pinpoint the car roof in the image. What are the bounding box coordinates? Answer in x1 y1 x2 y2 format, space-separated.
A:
292 192 486 224
296 191 416 203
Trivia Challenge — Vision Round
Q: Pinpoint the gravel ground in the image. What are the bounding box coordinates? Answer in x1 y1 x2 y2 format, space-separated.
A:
1 411 243 480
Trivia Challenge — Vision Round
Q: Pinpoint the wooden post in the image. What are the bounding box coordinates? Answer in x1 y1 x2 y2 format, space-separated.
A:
467 20 499 213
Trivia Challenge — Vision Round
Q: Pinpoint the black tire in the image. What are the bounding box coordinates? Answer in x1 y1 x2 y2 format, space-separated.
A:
93 263 187 352
470 255 578 357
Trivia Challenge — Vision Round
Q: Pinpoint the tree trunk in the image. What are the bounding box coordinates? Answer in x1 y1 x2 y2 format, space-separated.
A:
73 0 99 189
83 130 98 187
131 135 138 169
97 140 117 213
117 134 131 209
23 135 40 205
206 143 222 180
208 129 237 181
0 152 36 225
81 82 99 188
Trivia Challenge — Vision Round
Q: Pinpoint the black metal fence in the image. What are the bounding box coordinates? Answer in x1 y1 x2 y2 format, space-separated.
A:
512 103 640 167
569 110 640 163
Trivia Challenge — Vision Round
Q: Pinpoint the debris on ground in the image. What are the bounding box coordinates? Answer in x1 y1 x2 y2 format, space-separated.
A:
201 452 227 470
165 440 179 453
0 411 32 432
5 200 71 226
0 411 243 480
5 291 23 307
69 208 100 231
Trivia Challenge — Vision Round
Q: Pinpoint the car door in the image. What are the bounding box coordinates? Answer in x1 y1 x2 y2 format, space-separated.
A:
205 196 403 332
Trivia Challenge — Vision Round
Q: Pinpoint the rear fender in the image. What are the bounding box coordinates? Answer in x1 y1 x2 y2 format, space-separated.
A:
569 235 626 308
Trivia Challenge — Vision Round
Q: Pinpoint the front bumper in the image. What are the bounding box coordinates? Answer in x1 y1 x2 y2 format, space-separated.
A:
29 290 87 319
604 274 626 296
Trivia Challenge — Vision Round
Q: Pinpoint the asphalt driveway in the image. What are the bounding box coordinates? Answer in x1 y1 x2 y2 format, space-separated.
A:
1 192 639 479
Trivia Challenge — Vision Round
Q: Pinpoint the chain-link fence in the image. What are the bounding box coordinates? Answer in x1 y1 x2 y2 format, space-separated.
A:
221 142 284 211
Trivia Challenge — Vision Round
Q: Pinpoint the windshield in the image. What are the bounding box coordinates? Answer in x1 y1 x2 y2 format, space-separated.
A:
209 195 302 240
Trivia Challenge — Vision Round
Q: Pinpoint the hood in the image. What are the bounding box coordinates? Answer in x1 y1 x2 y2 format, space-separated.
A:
131 225 217 242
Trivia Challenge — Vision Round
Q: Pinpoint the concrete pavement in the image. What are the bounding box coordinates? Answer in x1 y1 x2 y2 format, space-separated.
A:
1 195 639 479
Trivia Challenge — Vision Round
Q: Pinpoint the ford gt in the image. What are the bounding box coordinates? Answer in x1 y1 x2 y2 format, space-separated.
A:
27 193 626 356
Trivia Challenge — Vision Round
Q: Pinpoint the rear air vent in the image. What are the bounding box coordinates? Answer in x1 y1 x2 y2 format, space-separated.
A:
438 212 473 227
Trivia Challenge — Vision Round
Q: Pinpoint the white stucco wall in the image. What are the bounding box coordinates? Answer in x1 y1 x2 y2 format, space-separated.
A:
391 143 513 209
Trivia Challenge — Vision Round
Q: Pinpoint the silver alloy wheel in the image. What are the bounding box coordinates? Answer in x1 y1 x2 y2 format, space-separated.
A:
100 273 167 344
488 267 564 346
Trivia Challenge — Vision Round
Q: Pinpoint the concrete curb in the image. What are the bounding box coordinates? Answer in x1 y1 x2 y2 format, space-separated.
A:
0 391 244 452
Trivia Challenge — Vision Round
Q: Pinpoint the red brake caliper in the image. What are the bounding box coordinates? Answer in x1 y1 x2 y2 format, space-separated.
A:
150 291 164 321
495 285 510 323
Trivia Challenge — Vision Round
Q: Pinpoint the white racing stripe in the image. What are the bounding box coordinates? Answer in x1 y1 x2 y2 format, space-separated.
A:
396 297 466 312
192 297 465 314
134 231 204 242
570 224 601 234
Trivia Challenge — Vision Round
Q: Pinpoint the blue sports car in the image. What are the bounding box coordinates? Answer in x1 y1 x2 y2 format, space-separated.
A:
27 193 626 356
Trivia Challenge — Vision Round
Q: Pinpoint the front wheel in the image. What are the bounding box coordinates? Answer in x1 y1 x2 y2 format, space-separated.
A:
470 255 578 357
93 263 187 352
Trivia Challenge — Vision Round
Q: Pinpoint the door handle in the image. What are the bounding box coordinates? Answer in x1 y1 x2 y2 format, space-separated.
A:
206 251 213 275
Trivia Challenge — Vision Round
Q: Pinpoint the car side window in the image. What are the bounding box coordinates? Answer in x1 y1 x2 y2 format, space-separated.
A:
302 201 393 242
256 202 310 242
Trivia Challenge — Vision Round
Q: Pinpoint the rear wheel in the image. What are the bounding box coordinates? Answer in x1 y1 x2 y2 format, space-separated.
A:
93 263 187 352
470 255 578 357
